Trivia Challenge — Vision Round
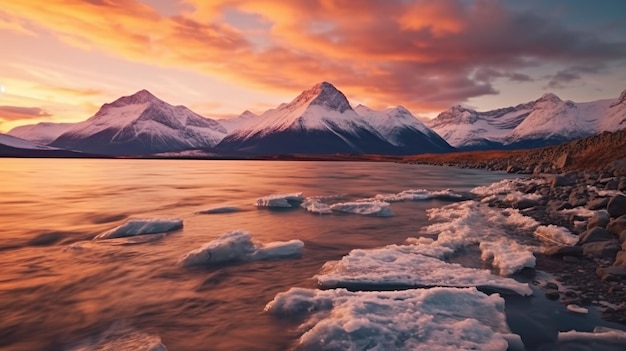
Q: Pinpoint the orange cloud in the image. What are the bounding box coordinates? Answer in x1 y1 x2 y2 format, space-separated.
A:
0 106 52 121
2 0 625 113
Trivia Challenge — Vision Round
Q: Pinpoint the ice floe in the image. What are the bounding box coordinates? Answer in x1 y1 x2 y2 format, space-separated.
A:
255 192 305 208
315 245 532 296
329 201 394 217
371 188 467 202
300 198 332 214
94 218 183 240
195 206 240 214
533 225 578 246
558 327 626 343
179 230 303 267
566 304 589 314
559 206 597 218
265 287 524 351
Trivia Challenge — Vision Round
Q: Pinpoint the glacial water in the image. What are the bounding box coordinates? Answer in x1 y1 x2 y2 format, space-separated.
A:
0 159 624 351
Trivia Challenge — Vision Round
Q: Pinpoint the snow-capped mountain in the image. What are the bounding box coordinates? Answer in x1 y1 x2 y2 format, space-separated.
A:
50 90 228 156
0 133 56 150
8 122 75 144
354 105 452 153
217 110 258 133
216 82 404 155
427 89 626 150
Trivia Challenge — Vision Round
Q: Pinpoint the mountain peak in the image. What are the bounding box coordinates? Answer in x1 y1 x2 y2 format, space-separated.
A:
618 88 626 105
290 82 352 113
536 92 562 104
106 89 160 108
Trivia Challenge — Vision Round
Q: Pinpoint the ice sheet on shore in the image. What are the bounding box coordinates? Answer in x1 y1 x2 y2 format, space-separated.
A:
94 219 183 240
330 201 394 217
255 192 305 208
471 178 545 198
265 287 524 351
559 207 596 218
533 225 578 246
371 188 467 202
195 206 240 214
479 240 536 276
301 198 332 214
180 230 303 267
315 245 532 296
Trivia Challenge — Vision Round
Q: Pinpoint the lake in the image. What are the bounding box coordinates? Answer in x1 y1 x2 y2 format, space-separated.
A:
0 159 624 350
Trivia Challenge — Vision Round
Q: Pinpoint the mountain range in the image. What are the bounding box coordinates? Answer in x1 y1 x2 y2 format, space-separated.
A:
2 83 625 157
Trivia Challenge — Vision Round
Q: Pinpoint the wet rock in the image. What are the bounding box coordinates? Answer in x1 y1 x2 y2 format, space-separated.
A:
606 180 619 190
582 240 620 258
607 194 626 218
545 289 560 300
550 175 574 187
545 282 559 290
544 245 583 257
619 179 626 192
587 210 610 230
607 215 626 235
513 198 538 210
587 197 609 210
614 250 626 267
597 266 626 281
619 229 626 244
578 227 614 245
506 165 519 173
563 255 580 263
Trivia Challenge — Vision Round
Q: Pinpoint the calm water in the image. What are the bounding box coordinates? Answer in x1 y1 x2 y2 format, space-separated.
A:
0 159 622 350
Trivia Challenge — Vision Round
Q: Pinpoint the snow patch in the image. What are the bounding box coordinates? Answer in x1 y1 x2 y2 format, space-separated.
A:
179 230 303 267
265 287 523 351
94 218 182 240
533 225 578 246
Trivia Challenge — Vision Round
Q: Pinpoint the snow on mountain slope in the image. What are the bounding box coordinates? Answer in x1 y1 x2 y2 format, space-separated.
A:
50 90 227 156
354 105 452 152
0 133 55 150
217 110 258 133
8 122 75 144
428 90 626 150
216 82 401 155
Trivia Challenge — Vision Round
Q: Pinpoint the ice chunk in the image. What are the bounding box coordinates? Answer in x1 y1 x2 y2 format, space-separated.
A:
300 198 332 214
94 218 183 240
503 191 542 203
372 188 467 202
566 304 589 314
559 206 596 218
479 240 536 276
195 206 240 214
533 225 578 246
558 328 626 343
255 193 304 208
330 201 393 217
265 287 523 351
179 230 303 267
315 245 532 296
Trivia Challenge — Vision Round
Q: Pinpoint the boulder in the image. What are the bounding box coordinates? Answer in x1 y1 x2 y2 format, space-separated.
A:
587 210 610 229
619 179 626 192
614 250 626 267
596 266 626 281
544 245 583 257
550 175 574 187
577 227 614 245
607 215 626 235
555 153 572 169
586 197 609 210
582 240 620 258
619 230 626 244
607 194 626 218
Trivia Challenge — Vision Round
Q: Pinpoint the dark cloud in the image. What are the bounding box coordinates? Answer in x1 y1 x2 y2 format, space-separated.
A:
0 106 52 121
545 65 605 89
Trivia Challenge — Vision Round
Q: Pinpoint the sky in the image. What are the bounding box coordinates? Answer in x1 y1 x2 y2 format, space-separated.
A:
1 0 626 132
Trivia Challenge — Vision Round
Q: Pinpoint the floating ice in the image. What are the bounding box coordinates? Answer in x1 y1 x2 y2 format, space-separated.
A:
330 201 393 217
558 327 626 343
255 192 305 208
533 225 578 246
94 218 183 240
179 230 303 267
300 198 332 214
196 206 240 214
372 188 467 202
566 304 589 314
316 245 532 296
265 287 524 351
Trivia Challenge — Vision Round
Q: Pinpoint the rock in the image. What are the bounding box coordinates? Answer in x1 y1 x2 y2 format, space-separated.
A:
513 198 538 210
597 266 626 281
587 197 609 210
582 240 620 258
550 175 574 187
619 179 626 192
545 289 560 300
544 245 583 257
555 153 572 169
615 251 626 267
606 180 619 190
587 210 610 229
568 191 587 208
578 227 614 245
619 229 626 244
607 215 626 235
544 282 559 290
607 194 626 218
563 255 580 263
506 165 519 173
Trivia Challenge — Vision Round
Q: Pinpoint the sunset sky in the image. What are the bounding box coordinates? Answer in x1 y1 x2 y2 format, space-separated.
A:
1 0 626 132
